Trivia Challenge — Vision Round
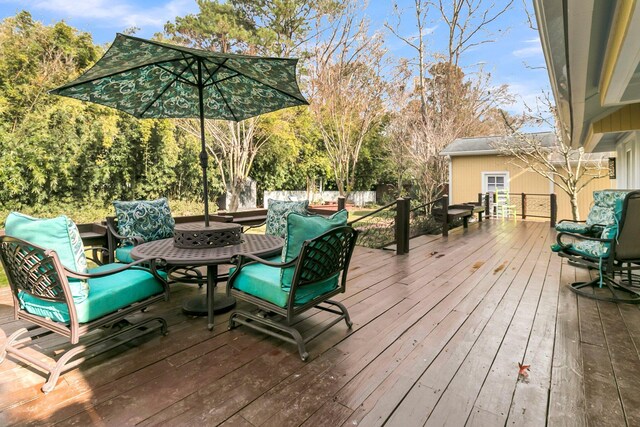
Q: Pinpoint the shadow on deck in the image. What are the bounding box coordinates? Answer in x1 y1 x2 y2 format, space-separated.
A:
1 219 639 426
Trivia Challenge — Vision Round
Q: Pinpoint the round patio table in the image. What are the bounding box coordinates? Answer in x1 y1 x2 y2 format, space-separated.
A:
130 233 283 331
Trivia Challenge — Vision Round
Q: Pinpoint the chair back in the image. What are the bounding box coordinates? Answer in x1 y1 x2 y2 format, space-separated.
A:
495 189 511 205
291 226 358 291
0 236 74 306
616 190 640 261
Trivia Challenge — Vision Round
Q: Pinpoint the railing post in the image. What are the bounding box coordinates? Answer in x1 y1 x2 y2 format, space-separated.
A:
521 193 527 219
550 193 557 227
442 195 449 237
478 193 483 205
337 196 346 211
484 193 490 218
395 197 410 255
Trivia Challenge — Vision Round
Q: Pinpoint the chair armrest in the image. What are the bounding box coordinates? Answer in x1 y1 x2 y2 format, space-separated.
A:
230 253 297 269
241 221 266 233
556 232 613 248
61 257 166 280
84 246 109 266
557 219 587 224
106 220 145 246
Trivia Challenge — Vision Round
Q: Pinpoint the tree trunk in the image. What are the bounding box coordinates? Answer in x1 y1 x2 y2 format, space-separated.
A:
570 193 580 221
227 189 240 212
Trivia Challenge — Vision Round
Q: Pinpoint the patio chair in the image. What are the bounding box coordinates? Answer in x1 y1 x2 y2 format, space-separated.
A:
106 199 229 286
227 211 356 361
243 198 309 236
556 190 640 303
494 189 517 219
556 189 631 235
0 213 169 393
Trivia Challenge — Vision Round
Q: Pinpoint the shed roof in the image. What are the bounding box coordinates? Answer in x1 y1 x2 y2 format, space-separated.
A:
440 132 556 156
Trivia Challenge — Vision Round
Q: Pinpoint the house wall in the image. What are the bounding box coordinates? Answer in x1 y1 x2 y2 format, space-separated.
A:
616 131 640 189
449 154 613 221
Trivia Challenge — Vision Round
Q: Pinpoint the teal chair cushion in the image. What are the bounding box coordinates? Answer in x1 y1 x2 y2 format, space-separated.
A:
555 222 591 234
18 264 166 324
113 198 175 242
563 205 621 259
585 205 615 227
281 210 348 289
593 190 632 208
5 212 89 303
568 240 611 259
115 245 135 263
231 257 338 307
265 199 309 237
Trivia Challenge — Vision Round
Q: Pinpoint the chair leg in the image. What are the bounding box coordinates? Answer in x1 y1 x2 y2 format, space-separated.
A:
0 325 45 364
570 275 640 304
324 300 353 328
3 317 167 394
229 310 310 361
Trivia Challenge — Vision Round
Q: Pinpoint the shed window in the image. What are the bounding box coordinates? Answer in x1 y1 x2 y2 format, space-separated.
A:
484 173 508 193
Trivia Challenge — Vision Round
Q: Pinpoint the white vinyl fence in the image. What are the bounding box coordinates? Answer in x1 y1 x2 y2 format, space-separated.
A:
264 191 376 207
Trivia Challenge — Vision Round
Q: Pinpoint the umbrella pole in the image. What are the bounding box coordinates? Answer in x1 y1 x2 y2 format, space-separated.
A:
197 58 210 227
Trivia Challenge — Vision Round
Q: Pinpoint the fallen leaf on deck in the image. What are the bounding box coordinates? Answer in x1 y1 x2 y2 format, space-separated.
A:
518 362 530 381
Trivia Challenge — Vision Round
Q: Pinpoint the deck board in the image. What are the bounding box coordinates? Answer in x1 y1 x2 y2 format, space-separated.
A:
1 220 639 426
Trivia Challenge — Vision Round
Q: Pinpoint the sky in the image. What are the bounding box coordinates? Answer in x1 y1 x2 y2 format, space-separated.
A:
0 0 550 119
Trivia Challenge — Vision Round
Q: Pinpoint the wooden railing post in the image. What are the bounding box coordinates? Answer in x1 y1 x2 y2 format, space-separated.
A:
521 193 527 219
395 197 410 255
484 193 490 218
442 195 449 237
550 193 557 227
478 193 483 205
337 196 346 211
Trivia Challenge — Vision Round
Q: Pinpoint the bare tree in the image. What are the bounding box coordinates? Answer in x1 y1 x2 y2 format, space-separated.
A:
308 1 387 197
180 118 268 211
438 0 514 67
385 0 514 203
494 93 608 220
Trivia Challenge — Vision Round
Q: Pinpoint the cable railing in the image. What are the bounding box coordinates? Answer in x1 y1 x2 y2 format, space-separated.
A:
348 196 449 254
409 197 446 238
477 192 557 226
347 199 398 252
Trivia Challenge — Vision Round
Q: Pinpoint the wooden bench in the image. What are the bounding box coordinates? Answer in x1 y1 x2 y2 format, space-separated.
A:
433 206 479 230
450 203 485 222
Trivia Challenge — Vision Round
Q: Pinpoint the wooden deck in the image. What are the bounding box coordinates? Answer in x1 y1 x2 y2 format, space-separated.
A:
1 219 640 426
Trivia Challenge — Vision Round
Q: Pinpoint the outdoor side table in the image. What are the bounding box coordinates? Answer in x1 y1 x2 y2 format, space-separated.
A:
130 234 283 331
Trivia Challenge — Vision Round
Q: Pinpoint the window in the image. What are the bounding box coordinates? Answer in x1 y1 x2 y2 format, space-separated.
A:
482 172 509 193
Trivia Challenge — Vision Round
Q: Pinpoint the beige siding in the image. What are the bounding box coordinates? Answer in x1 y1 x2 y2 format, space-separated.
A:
449 155 613 221
593 103 640 133
555 174 614 221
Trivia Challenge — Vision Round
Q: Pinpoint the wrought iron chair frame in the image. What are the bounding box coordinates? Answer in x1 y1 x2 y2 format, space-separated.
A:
557 191 640 303
0 236 169 393
227 226 358 361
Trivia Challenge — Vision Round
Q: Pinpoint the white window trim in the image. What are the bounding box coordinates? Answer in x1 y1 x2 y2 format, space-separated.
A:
481 171 510 194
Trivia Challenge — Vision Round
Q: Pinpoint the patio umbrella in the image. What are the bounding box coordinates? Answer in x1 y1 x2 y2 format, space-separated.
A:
51 33 308 226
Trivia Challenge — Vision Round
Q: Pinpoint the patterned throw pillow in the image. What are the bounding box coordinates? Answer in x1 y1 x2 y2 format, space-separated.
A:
265 199 309 237
4 212 90 303
113 198 175 242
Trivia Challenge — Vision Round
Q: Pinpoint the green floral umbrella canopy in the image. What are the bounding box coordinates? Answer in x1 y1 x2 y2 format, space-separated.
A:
51 33 308 224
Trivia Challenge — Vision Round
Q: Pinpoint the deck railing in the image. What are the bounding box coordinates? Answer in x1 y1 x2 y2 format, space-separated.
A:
348 196 449 255
478 192 557 227
347 199 400 253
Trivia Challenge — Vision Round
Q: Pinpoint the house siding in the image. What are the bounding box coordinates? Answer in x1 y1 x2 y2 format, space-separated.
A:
450 155 613 221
